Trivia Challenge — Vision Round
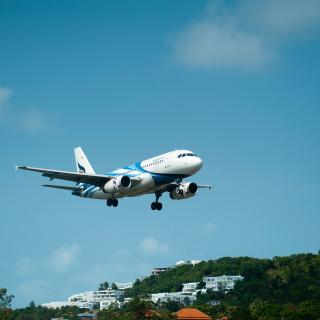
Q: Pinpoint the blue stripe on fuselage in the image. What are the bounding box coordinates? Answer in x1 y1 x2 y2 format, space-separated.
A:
76 161 189 196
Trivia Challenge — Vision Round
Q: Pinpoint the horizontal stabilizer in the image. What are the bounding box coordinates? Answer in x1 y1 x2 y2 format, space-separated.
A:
42 184 83 192
198 184 212 190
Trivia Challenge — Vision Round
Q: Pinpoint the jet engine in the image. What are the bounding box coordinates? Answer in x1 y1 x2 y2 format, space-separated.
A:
103 175 131 193
169 182 198 200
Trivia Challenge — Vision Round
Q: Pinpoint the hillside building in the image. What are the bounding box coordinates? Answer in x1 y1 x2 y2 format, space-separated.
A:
203 275 244 291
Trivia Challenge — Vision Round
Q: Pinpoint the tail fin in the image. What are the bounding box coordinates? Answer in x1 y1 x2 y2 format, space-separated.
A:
74 147 95 174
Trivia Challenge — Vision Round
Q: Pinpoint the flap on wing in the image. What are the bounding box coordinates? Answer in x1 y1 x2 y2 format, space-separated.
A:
42 184 83 191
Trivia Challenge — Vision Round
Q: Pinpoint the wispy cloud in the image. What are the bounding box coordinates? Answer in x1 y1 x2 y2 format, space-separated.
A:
140 237 170 255
0 85 54 133
16 244 80 276
0 86 13 117
48 244 80 274
170 0 320 69
203 221 215 233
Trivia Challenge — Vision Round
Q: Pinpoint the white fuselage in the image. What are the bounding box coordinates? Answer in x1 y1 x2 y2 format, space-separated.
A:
79 150 203 200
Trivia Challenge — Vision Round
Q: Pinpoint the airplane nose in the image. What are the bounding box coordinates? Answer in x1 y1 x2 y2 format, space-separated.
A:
192 157 203 172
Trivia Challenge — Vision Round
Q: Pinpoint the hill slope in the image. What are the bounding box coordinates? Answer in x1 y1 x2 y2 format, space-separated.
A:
127 253 320 306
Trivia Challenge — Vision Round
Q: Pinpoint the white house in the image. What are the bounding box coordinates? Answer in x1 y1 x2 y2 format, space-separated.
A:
203 275 244 291
182 282 199 293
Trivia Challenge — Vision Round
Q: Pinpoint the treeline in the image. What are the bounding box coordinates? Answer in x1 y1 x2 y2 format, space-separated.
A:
0 304 85 320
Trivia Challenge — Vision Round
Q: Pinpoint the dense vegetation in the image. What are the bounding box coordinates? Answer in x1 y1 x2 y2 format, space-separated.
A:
1 253 320 320
126 253 320 319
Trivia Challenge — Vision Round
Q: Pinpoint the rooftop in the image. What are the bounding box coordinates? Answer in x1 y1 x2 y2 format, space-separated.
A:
175 308 212 320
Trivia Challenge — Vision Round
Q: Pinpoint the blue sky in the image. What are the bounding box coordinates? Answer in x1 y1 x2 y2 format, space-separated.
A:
1 0 320 308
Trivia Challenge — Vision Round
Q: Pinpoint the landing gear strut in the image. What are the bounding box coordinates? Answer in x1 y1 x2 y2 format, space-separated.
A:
151 192 162 211
107 198 118 207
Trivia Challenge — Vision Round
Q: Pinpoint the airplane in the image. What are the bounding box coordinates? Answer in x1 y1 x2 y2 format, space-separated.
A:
17 148 211 210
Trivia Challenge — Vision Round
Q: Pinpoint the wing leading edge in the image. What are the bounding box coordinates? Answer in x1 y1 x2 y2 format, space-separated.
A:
17 166 141 189
17 166 112 187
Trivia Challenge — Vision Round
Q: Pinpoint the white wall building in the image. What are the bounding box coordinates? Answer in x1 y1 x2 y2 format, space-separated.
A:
182 282 199 293
203 275 244 291
151 292 197 304
68 289 124 309
43 289 125 310
175 260 202 267
151 267 172 276
42 301 72 309
150 282 200 305
114 282 133 290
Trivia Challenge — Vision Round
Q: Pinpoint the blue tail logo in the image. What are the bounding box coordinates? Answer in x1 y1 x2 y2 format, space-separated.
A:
77 162 86 173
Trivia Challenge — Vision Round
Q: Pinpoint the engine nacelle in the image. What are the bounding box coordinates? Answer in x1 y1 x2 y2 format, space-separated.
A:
170 182 198 200
103 175 131 193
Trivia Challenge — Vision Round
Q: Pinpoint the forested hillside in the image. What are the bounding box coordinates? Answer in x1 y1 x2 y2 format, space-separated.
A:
125 253 320 319
128 253 320 305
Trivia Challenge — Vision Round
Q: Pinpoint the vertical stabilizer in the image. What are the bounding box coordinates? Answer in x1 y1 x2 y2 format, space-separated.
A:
74 147 95 174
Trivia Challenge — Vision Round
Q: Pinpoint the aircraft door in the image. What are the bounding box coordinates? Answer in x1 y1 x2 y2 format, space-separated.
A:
164 157 170 168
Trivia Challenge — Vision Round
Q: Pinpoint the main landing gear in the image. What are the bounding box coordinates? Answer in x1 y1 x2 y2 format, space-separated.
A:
106 198 118 207
151 192 162 211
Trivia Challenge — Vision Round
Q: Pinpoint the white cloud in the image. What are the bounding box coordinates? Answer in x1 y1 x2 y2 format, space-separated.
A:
245 0 320 36
48 244 80 274
140 237 169 255
171 0 320 69
0 86 13 117
203 222 215 232
16 244 80 276
172 21 270 69
0 85 52 133
20 109 46 133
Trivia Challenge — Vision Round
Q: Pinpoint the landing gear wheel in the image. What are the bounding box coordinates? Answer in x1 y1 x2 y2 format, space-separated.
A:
112 199 118 207
107 199 113 207
156 202 162 211
151 202 157 210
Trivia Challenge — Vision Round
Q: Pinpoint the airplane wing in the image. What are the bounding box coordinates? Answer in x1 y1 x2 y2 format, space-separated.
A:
17 166 141 188
17 166 113 187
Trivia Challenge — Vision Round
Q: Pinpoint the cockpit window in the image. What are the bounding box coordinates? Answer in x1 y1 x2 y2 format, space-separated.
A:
178 153 198 158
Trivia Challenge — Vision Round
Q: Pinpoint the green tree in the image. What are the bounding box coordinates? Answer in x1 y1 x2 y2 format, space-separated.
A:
161 300 184 312
99 282 109 290
97 303 123 320
122 297 154 320
111 282 118 290
0 289 14 309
